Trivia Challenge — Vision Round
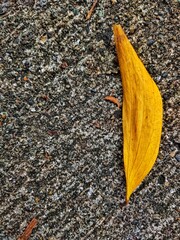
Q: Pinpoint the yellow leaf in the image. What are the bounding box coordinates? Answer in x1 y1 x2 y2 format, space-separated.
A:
113 24 163 202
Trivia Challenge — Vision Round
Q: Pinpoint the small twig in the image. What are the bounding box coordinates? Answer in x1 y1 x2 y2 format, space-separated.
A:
104 96 121 109
18 218 38 240
86 0 98 20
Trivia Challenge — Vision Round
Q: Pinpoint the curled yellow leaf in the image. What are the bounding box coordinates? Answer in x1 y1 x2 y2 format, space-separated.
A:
113 24 163 202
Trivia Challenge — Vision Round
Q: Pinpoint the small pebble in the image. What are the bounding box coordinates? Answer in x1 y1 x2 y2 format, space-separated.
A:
147 39 155 46
161 72 168 78
175 153 180 162
114 110 121 119
40 0 47 7
129 25 136 34
0 7 5 15
90 89 96 94
158 175 165 184
27 97 35 106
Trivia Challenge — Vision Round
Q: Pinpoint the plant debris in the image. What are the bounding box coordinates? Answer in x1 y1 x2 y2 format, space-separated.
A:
23 76 28 81
39 34 47 44
104 96 121 108
18 218 38 240
86 0 98 20
113 24 163 202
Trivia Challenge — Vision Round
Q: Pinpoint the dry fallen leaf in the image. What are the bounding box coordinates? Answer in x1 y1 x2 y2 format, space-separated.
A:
113 24 163 202
104 96 121 108
18 218 38 240
23 76 28 81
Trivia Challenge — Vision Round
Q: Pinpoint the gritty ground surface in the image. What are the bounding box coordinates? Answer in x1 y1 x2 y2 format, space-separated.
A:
0 0 180 239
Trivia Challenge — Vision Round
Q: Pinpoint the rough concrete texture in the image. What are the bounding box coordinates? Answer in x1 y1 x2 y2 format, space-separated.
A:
0 0 179 239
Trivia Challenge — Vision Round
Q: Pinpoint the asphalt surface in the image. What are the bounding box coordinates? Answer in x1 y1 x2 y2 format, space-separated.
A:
0 0 179 239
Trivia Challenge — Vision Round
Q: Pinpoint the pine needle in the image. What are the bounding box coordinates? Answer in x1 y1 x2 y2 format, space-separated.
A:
18 218 38 240
86 0 98 20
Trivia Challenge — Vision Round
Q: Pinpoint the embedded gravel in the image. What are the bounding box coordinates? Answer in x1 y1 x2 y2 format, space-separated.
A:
0 0 179 239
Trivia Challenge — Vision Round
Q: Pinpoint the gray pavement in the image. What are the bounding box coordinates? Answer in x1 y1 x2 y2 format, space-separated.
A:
0 0 179 239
